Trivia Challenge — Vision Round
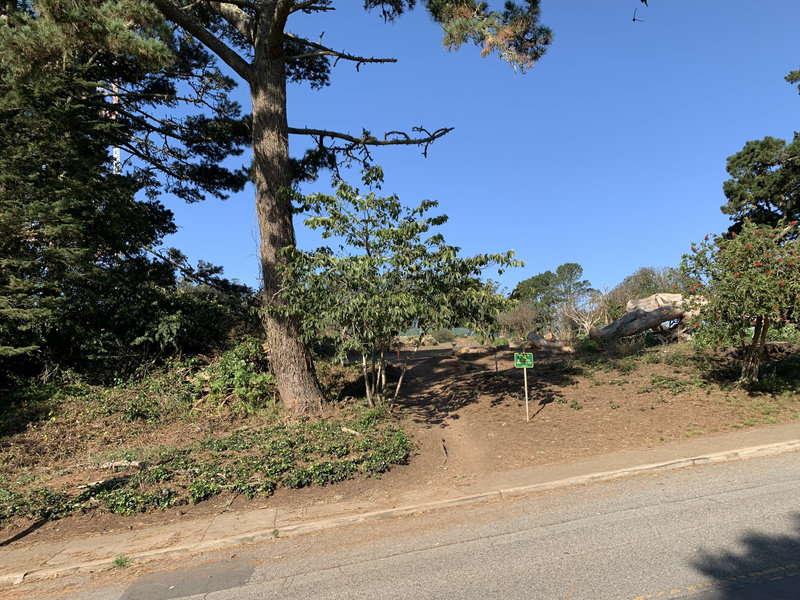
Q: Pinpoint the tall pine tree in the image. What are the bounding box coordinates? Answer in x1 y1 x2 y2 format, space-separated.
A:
3 1 553 413
146 0 553 415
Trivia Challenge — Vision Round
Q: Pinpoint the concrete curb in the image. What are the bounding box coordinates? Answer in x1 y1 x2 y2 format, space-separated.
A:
6 438 800 585
497 439 800 499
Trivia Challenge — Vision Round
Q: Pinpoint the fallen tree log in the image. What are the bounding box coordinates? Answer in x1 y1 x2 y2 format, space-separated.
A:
526 331 574 352
625 293 686 313
589 293 698 345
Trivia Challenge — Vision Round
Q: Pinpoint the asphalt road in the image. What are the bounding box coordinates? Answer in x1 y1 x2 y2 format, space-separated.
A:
60 451 800 600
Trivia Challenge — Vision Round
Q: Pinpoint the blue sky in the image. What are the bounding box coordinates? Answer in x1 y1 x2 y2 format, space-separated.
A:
161 0 800 296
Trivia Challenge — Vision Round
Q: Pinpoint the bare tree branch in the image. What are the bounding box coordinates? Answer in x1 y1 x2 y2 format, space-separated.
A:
283 31 396 68
287 125 453 159
289 1 334 14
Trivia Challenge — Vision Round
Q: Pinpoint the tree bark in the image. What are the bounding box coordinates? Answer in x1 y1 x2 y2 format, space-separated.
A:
390 331 424 411
361 353 374 407
589 305 686 344
741 315 769 383
251 22 327 416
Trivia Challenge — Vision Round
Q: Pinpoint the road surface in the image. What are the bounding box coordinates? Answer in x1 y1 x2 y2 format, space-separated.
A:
36 451 800 600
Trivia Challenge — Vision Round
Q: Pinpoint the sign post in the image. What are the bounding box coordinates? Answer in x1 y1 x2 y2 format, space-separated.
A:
514 352 534 421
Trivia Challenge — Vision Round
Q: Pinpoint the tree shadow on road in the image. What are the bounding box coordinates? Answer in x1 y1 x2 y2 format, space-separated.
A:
690 513 800 599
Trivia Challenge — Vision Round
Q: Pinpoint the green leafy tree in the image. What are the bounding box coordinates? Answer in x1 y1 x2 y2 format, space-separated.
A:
278 167 519 407
3 0 552 413
509 270 559 332
509 262 592 336
682 221 800 383
138 0 552 415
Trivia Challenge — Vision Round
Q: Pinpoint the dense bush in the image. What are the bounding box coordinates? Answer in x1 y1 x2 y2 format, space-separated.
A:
431 328 456 344
190 337 277 415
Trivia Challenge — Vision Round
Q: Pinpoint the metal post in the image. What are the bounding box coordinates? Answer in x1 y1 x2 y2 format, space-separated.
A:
524 367 529 422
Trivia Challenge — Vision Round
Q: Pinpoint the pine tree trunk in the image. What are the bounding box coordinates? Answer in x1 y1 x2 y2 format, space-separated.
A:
250 38 327 416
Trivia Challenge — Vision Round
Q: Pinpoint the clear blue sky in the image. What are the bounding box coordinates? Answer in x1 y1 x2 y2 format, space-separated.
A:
161 0 800 296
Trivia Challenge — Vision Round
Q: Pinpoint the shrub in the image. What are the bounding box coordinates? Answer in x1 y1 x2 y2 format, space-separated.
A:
767 323 800 344
431 328 456 344
577 337 600 355
421 334 438 347
191 337 277 414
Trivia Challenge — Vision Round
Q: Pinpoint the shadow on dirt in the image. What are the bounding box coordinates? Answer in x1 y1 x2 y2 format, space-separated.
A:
393 349 578 427
690 513 800 599
0 518 48 547
699 343 800 394
0 392 53 441
395 352 479 427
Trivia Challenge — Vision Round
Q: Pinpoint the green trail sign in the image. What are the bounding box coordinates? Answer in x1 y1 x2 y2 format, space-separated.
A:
514 352 534 422
514 352 533 368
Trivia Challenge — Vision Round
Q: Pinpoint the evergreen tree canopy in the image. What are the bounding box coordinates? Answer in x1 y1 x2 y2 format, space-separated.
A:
511 263 591 305
722 134 800 229
1 0 250 202
3 0 554 413
509 262 591 334
721 70 800 230
0 1 255 383
786 65 800 95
